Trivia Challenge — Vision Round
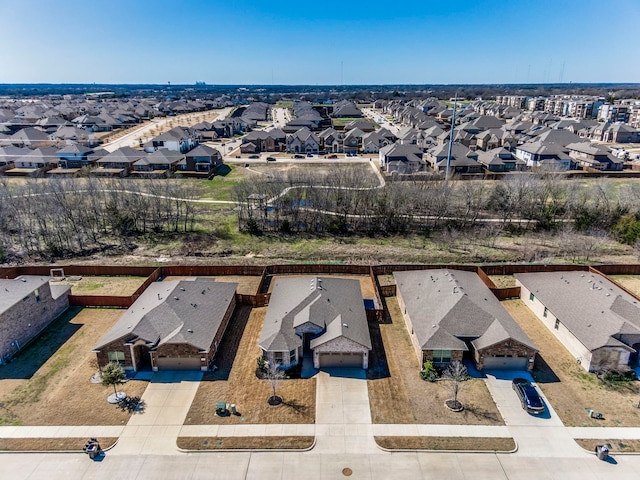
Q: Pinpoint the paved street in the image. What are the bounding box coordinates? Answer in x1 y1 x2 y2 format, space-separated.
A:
2 367 640 479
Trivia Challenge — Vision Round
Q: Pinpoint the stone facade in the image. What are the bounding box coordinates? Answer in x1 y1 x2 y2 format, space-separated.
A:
0 280 69 360
313 336 369 369
475 340 536 371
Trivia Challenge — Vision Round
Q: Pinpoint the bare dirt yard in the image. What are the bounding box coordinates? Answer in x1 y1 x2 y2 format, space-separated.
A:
608 275 640 297
184 306 316 425
489 275 516 288
54 276 148 296
163 275 261 296
367 297 504 425
503 299 640 427
177 436 314 451
0 307 149 426
267 275 377 298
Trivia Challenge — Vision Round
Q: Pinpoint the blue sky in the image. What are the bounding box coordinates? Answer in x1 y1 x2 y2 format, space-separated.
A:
0 0 638 84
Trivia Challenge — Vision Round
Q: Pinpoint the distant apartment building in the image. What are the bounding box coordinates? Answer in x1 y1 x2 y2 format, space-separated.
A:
495 95 527 109
598 103 630 123
526 97 546 112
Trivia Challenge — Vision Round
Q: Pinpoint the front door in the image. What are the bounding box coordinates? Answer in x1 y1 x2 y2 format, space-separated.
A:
134 345 152 371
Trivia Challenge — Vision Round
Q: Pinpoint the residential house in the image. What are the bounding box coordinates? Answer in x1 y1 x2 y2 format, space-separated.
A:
516 271 640 372
55 144 95 169
476 148 526 173
589 123 640 143
5 147 58 176
258 277 372 370
10 127 53 148
133 148 185 176
93 279 237 372
379 143 426 174
332 101 363 118
95 146 145 176
427 142 482 175
342 127 364 154
565 142 624 171
286 128 320 154
0 276 70 362
394 269 537 370
361 128 395 154
319 127 342 153
180 144 223 174
149 127 195 153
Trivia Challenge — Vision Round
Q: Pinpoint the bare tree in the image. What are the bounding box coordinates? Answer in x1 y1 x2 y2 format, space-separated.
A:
444 361 468 411
266 361 286 406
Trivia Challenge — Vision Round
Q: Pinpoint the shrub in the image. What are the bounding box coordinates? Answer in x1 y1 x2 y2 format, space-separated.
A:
420 360 438 382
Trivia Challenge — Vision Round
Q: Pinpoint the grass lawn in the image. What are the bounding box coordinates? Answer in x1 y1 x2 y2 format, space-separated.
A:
575 438 640 453
184 306 316 425
367 297 504 425
375 436 515 452
0 437 117 452
503 299 640 427
0 307 149 426
489 275 516 288
331 117 366 128
55 276 148 296
608 275 640 297
177 436 314 450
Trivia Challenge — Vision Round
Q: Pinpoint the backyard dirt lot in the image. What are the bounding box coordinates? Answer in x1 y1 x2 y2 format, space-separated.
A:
0 307 148 426
53 276 148 296
184 306 316 425
367 297 504 426
163 275 262 296
503 299 640 427
267 275 377 298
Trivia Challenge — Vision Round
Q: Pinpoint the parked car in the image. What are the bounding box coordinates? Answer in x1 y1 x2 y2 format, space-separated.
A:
512 378 544 414
306 153 314 157
266 156 276 162
248 155 260 159
327 154 338 159
294 154 304 159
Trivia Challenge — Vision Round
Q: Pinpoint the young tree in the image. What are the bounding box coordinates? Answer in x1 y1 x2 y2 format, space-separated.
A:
101 362 126 402
444 361 469 411
266 361 286 405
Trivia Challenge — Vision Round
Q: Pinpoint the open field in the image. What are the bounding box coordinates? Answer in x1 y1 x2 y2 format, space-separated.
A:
54 275 147 296
177 436 314 451
367 297 504 425
0 307 149 426
0 437 117 452
375 436 516 452
184 306 316 425
608 275 640 296
163 275 261 295
503 299 640 427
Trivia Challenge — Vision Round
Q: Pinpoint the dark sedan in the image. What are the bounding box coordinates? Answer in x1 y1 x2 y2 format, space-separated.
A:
512 378 545 414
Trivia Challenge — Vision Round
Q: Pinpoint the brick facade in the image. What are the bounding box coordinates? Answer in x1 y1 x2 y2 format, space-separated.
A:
0 281 69 360
421 349 464 365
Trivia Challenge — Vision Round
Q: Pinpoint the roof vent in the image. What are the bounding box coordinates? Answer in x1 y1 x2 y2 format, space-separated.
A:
173 296 179 300
180 287 185 291
187 328 193 333
158 293 162 300
343 323 348 328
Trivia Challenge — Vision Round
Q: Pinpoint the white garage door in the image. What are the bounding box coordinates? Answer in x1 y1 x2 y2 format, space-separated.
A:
156 357 201 370
483 356 528 370
319 352 363 368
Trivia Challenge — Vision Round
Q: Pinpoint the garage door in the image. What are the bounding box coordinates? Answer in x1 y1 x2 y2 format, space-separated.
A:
318 352 363 368
483 356 528 370
156 357 201 370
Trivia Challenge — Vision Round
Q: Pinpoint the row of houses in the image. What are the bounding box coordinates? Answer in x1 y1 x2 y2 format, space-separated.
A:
4 267 640 375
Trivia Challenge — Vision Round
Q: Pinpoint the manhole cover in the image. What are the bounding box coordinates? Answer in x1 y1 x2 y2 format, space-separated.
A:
342 467 353 476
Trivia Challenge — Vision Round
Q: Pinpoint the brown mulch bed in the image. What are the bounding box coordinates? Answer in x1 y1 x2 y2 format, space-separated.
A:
177 436 314 450
503 299 640 427
367 297 504 425
0 437 117 451
0 308 149 426
575 439 640 453
375 436 516 452
184 306 316 425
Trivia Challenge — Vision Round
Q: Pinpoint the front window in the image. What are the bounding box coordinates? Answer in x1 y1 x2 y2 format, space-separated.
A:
289 349 296 364
108 351 125 365
529 292 535 302
274 351 283 364
432 349 452 363
554 319 560 330
543 307 548 318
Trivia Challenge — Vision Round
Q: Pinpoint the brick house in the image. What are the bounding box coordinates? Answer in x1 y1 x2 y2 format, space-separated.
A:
0 276 70 362
93 278 237 372
258 277 372 370
394 269 537 371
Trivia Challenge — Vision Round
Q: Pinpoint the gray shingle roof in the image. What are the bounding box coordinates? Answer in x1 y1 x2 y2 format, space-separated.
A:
394 269 537 352
515 271 640 351
94 279 237 352
0 276 69 314
259 276 371 352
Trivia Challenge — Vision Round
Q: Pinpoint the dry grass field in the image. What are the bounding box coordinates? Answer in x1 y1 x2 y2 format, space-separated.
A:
375 436 515 452
489 275 516 288
608 275 640 297
0 437 117 451
503 299 640 427
367 297 504 425
54 276 148 296
184 306 316 425
0 308 148 426
177 436 314 450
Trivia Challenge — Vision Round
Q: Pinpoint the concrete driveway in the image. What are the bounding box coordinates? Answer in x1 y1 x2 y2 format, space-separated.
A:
109 370 202 456
484 370 586 457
